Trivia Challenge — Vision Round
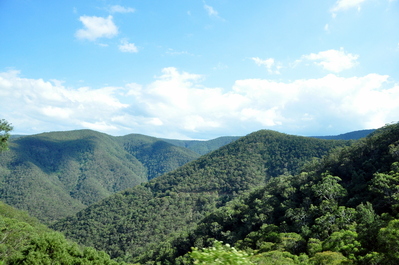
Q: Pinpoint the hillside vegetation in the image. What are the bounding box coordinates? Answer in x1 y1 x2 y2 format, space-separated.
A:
141 123 399 264
0 201 128 264
117 134 200 180
0 130 199 223
52 130 350 262
162 136 241 155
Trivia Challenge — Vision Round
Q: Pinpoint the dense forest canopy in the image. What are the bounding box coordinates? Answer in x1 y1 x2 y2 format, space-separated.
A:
1 121 390 264
52 129 351 262
0 130 199 223
138 123 399 264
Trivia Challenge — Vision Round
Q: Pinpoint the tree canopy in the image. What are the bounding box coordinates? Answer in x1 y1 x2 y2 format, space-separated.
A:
0 119 13 152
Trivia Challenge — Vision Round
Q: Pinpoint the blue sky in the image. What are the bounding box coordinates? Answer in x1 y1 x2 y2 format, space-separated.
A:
1 0 399 139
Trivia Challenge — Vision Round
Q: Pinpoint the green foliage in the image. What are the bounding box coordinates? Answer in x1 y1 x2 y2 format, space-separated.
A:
377 219 399 264
0 201 124 265
52 130 349 262
312 174 347 202
8 232 121 265
162 136 241 155
0 130 199 223
310 251 350 264
322 230 361 260
134 122 399 264
118 134 200 180
0 119 13 152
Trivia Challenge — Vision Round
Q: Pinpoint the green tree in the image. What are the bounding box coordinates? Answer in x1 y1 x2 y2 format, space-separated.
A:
0 119 13 152
322 230 361 260
310 251 351 265
377 219 399 264
312 174 347 202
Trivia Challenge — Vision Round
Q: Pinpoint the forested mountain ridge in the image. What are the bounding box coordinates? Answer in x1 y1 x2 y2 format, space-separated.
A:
162 129 374 156
142 123 399 264
162 136 241 155
311 129 375 140
0 129 199 223
51 130 351 262
117 133 200 180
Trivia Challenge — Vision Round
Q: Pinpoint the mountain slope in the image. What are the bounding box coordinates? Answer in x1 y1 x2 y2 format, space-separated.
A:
0 130 198 223
117 134 200 180
311 129 375 140
162 136 241 155
146 123 399 264
0 201 125 264
52 130 351 262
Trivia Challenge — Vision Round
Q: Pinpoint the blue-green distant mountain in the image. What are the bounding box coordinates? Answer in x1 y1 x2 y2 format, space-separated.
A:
311 129 375 140
162 136 241 155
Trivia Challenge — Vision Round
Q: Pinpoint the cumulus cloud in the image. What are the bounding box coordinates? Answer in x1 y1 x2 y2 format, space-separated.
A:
252 57 281 74
1 68 398 138
0 70 128 134
75 15 118 41
108 5 135 14
119 39 138 53
300 48 359 72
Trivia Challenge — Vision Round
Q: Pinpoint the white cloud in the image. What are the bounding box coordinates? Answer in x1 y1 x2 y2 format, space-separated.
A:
204 4 218 16
300 48 359 72
331 0 366 15
203 2 224 20
1 68 399 138
252 57 281 74
119 39 138 53
75 15 118 41
108 5 135 14
0 70 128 134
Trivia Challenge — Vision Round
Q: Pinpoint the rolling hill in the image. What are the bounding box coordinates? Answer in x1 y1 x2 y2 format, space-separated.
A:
311 129 375 140
162 136 241 155
0 129 199 223
51 129 351 262
142 123 399 264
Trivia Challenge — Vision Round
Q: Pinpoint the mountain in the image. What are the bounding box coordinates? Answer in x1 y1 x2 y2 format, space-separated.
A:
142 123 399 264
311 129 375 140
162 136 241 155
117 133 200 180
162 129 375 156
0 129 199 223
51 130 351 262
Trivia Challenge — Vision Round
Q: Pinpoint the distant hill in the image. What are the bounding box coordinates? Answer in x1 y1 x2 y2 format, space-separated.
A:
52 130 351 262
0 130 199 223
311 129 375 140
162 136 241 155
163 129 374 155
116 133 200 180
